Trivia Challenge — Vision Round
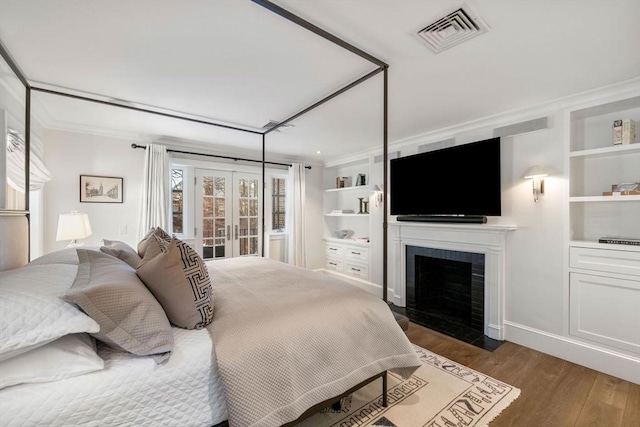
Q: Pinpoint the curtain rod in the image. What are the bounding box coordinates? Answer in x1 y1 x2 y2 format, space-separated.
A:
131 144 311 169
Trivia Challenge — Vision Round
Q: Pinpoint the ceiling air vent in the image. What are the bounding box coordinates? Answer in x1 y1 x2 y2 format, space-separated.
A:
261 120 294 132
417 6 490 54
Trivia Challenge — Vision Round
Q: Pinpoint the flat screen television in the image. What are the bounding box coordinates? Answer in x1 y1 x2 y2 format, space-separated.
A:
390 137 501 219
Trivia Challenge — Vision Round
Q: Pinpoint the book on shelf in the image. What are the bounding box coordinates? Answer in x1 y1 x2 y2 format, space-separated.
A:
598 236 640 246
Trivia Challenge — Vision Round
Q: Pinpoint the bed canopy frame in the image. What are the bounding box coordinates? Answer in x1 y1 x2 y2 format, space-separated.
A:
0 0 390 301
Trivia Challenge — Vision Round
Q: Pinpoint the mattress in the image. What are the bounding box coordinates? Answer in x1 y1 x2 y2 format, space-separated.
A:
0 327 227 427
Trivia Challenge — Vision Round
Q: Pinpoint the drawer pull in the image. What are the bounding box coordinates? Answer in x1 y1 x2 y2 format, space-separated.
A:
351 251 361 255
329 262 337 266
351 268 360 272
329 248 337 251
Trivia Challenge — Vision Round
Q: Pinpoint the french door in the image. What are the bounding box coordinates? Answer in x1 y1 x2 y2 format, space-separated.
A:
194 168 261 260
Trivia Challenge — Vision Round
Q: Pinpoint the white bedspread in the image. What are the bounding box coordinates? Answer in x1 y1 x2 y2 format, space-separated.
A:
207 257 421 427
0 327 227 427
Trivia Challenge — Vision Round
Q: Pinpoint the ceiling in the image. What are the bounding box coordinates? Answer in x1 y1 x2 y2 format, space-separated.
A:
1 0 639 163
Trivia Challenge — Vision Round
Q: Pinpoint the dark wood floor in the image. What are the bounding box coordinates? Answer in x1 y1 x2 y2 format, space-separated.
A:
405 322 640 427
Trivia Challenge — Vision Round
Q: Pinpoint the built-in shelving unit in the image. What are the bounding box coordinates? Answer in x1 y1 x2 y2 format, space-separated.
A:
322 156 378 290
565 91 640 357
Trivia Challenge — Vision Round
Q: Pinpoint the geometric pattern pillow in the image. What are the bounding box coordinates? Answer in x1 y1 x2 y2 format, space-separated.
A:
137 236 214 330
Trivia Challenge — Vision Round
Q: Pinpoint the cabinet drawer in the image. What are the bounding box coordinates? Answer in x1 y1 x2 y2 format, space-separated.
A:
570 247 640 277
345 246 368 263
344 262 368 279
325 259 343 272
325 244 344 257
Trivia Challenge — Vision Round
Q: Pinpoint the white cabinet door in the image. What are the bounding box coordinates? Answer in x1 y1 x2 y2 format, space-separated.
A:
195 169 261 260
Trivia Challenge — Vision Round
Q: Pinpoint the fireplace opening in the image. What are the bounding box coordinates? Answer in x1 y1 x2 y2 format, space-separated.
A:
391 245 503 351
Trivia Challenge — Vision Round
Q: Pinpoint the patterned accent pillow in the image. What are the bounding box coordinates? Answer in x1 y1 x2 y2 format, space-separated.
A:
137 227 171 258
137 236 214 329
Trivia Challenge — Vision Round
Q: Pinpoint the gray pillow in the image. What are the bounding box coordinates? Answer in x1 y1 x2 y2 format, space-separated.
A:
64 249 174 361
137 227 171 258
100 239 142 269
137 236 214 330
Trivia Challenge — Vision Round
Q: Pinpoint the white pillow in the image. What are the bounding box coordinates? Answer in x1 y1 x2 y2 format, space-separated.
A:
0 333 104 389
0 263 100 361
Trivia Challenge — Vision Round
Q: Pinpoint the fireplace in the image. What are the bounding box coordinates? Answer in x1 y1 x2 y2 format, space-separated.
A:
402 246 490 346
388 221 516 349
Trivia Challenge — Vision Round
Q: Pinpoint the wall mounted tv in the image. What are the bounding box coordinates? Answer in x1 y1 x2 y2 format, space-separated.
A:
390 137 501 221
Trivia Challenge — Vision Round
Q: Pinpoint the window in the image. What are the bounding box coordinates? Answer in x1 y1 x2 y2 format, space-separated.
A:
272 177 286 231
171 168 184 234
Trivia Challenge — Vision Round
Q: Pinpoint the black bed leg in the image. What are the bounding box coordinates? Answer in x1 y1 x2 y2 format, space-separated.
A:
382 371 388 407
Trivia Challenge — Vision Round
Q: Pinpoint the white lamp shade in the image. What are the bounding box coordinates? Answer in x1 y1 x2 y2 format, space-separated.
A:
56 212 92 241
523 165 551 179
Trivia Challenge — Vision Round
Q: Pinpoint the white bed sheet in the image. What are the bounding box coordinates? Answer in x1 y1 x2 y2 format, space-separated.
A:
0 327 227 427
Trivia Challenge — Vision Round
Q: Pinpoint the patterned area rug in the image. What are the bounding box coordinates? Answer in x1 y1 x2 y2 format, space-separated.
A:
296 344 520 427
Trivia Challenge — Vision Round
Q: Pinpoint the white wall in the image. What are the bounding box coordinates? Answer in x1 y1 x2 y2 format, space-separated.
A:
377 78 639 383
43 129 145 253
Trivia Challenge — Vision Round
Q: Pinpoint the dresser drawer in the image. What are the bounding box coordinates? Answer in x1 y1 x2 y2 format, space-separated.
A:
570 247 640 277
325 243 344 258
325 259 343 272
344 262 368 279
344 246 368 263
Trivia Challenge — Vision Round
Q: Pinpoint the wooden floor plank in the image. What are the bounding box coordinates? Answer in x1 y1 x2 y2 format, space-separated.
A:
405 322 638 427
533 362 598 427
621 381 640 427
575 373 630 427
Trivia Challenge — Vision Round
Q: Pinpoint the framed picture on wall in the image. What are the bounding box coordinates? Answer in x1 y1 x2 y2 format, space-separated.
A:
80 175 123 203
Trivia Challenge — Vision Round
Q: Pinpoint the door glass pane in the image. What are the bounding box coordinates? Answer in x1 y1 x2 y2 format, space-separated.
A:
214 177 225 196
240 238 248 256
239 217 248 236
239 199 248 216
203 219 214 238
250 237 258 254
203 177 213 196
214 197 225 217
249 179 258 198
250 218 258 236
239 179 248 197
249 199 258 216
215 218 225 238
203 197 213 217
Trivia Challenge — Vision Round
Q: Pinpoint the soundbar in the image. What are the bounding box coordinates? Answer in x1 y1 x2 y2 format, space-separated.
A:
396 215 487 224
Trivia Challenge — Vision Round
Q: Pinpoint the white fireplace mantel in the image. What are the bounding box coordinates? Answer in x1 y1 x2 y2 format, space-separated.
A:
388 220 517 340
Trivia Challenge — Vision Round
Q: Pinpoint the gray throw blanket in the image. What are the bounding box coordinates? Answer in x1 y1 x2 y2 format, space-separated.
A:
206 257 421 427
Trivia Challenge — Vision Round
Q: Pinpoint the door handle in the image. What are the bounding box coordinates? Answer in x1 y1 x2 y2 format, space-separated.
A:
235 225 238 240
227 225 231 241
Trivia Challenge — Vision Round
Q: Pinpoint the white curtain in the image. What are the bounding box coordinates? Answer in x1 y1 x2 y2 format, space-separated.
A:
286 163 306 267
6 130 52 191
138 143 170 240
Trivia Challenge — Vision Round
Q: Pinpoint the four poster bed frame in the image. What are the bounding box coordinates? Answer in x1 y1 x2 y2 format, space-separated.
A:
0 1 397 426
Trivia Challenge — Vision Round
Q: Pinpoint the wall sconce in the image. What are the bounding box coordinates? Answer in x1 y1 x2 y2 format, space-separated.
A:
373 185 384 207
56 211 92 247
523 165 551 203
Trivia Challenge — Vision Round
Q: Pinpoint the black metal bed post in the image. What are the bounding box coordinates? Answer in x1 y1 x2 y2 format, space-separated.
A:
261 133 266 257
383 67 389 303
0 40 32 259
382 371 388 407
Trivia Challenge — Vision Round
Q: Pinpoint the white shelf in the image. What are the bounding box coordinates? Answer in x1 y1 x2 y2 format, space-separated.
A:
324 213 370 217
569 143 640 159
570 240 640 252
324 185 371 193
569 195 640 202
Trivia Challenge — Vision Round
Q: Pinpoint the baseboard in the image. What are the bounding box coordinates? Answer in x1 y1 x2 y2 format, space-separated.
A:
504 321 640 384
315 269 383 298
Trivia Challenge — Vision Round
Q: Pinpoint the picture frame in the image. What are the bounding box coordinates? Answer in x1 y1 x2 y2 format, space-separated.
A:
356 173 367 186
80 175 123 203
